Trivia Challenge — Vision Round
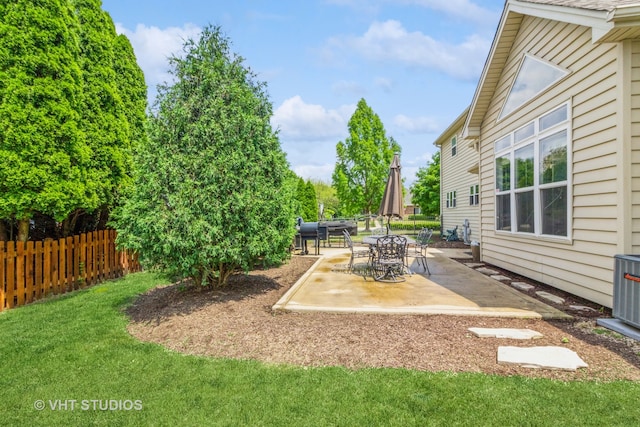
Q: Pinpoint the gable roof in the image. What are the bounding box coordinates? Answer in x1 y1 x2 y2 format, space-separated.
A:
462 0 640 139
434 107 469 147
521 1 640 11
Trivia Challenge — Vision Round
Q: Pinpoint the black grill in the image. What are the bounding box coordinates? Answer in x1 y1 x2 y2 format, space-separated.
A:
294 218 358 253
295 220 328 255
319 220 357 247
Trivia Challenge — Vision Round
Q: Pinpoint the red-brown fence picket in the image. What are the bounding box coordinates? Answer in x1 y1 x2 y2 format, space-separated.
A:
0 230 140 311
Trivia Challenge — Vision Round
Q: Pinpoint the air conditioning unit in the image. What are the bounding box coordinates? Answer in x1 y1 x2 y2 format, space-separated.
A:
613 255 640 329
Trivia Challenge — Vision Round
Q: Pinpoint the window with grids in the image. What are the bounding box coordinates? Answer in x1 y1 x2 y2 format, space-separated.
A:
494 103 570 237
469 184 479 206
446 191 456 208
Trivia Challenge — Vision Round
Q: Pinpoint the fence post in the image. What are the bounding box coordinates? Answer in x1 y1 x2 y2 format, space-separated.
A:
6 241 15 308
1 230 139 311
25 241 34 303
1 241 5 311
34 240 43 299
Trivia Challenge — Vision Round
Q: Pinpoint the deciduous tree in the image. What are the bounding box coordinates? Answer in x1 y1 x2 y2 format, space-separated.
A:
312 179 339 219
410 151 440 217
332 99 399 227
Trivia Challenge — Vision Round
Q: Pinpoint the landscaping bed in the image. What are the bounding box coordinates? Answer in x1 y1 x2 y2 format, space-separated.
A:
126 241 640 382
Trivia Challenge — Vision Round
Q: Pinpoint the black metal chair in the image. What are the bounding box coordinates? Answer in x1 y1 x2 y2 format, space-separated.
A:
406 228 433 274
343 230 372 275
372 235 407 282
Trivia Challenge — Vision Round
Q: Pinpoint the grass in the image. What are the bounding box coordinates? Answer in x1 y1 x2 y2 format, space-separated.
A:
1 272 639 426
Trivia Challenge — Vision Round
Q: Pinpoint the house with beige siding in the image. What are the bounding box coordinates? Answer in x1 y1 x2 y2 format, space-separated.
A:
441 0 640 307
434 108 480 243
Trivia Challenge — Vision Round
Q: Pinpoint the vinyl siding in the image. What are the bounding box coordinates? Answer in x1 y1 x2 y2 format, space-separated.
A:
440 131 480 243
478 15 625 307
631 41 640 253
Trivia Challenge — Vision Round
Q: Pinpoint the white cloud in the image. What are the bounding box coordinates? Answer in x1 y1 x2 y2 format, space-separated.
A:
293 163 335 183
374 77 393 92
114 23 202 89
393 114 439 134
326 20 491 80
272 96 355 142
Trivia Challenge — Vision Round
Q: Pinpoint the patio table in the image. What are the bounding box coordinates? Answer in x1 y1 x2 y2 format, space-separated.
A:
362 235 416 245
362 235 416 281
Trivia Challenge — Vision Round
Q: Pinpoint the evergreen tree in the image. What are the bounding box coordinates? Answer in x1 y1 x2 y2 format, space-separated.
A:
305 180 319 222
0 0 92 241
70 0 131 234
110 33 148 225
115 26 296 287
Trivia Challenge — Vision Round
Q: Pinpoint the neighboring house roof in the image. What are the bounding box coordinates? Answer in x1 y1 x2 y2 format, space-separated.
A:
404 191 413 206
463 0 640 139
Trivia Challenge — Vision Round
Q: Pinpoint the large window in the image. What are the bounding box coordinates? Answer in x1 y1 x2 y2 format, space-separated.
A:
494 103 570 238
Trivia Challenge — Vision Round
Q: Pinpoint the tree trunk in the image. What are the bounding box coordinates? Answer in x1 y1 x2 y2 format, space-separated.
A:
0 220 8 241
17 218 30 242
62 209 82 237
96 206 110 230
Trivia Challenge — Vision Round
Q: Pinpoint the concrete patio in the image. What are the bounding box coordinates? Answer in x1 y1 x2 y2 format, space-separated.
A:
274 246 571 320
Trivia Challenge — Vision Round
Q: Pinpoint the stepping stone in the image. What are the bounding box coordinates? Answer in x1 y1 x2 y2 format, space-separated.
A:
490 274 511 281
476 267 499 275
511 282 534 291
469 328 543 340
569 305 598 313
536 291 565 304
466 263 484 268
498 346 588 371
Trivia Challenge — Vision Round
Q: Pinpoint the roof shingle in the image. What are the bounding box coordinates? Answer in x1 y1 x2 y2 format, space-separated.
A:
519 0 640 12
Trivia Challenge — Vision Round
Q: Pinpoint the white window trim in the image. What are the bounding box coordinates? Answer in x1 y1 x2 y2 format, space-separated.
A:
498 53 570 122
470 184 479 206
451 136 457 157
446 191 457 209
494 101 572 241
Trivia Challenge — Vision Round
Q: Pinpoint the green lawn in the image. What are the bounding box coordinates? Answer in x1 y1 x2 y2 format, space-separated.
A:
1 272 639 426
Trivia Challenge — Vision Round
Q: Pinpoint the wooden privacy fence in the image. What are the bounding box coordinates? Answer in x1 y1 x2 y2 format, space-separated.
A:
0 229 140 311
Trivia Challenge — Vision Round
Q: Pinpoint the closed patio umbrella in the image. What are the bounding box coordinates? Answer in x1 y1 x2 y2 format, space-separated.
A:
378 153 403 233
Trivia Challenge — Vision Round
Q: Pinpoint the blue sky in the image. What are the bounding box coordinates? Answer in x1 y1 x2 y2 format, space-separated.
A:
101 0 505 185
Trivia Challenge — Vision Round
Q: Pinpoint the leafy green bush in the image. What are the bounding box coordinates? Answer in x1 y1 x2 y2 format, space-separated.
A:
389 221 440 231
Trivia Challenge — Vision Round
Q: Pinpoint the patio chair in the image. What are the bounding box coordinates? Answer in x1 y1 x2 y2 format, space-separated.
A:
343 230 372 275
406 228 433 274
372 235 408 282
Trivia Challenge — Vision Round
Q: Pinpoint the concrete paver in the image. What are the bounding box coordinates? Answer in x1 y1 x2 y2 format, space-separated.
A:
536 291 565 304
468 328 543 339
498 346 588 371
511 282 535 291
273 247 571 319
476 267 499 275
